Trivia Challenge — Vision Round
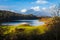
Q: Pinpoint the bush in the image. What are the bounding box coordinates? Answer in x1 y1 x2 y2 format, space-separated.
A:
45 17 60 40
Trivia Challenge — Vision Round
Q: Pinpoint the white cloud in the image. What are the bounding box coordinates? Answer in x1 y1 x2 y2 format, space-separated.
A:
49 5 57 15
42 7 50 13
32 0 48 4
31 6 40 11
36 0 48 4
21 9 27 12
41 4 57 12
49 4 56 8
42 7 47 10
49 4 57 12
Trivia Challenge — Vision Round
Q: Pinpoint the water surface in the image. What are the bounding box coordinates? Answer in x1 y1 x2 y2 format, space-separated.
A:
2 20 45 26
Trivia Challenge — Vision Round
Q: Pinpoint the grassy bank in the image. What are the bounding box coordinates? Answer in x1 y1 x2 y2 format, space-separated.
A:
0 24 49 40
0 24 48 35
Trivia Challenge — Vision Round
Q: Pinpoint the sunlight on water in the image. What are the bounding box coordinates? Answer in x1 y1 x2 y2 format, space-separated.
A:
2 20 45 26
30 20 45 26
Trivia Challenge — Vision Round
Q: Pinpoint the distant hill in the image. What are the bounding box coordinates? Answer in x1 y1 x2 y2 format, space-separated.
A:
21 9 51 16
0 10 38 22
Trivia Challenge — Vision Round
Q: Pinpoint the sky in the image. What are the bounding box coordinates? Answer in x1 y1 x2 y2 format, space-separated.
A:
0 0 60 12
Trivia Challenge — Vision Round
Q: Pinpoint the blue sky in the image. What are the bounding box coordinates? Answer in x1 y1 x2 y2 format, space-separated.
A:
0 0 60 12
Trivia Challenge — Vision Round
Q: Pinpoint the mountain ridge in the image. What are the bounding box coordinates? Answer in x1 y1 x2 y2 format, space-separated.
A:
21 9 51 16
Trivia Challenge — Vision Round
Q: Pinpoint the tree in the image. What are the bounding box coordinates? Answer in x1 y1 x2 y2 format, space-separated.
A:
50 4 60 17
57 4 60 16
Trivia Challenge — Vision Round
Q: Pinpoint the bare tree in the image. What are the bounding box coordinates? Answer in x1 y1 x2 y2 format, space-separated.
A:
57 4 60 16
50 4 60 17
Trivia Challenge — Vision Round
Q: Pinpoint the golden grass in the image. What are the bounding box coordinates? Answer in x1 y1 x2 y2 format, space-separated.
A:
1 24 49 35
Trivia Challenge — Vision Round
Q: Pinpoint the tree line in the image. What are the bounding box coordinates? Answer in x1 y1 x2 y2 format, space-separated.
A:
0 10 38 22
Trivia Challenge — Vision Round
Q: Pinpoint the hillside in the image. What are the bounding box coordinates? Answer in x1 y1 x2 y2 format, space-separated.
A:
0 10 38 22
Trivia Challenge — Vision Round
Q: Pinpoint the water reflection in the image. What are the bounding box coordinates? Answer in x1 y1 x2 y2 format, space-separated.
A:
2 20 45 26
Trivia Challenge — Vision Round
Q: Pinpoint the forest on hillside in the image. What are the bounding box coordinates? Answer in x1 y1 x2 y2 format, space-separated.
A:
0 10 39 22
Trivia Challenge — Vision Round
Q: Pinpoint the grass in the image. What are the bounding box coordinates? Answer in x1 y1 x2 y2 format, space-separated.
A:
0 24 50 40
1 17 59 40
0 24 48 35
